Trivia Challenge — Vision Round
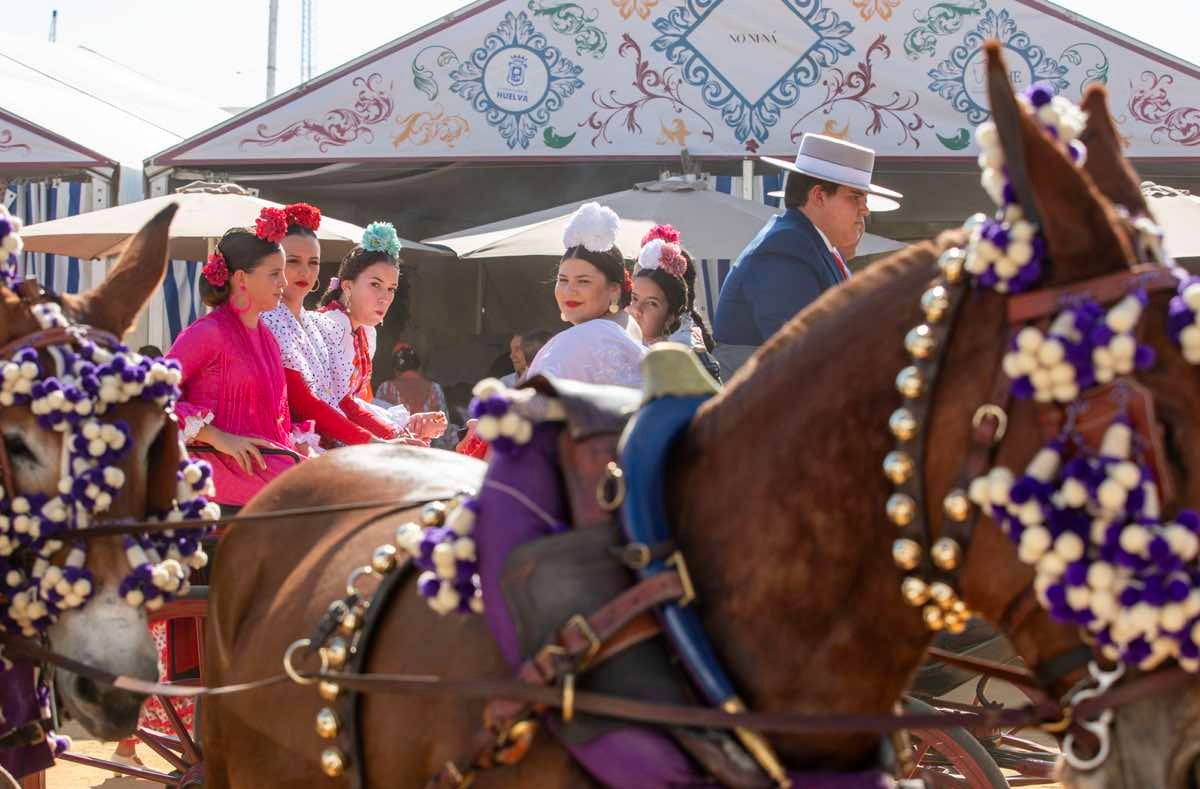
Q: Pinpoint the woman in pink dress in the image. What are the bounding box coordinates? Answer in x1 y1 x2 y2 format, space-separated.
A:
167 208 302 510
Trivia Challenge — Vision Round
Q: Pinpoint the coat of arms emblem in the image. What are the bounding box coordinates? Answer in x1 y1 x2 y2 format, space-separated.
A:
506 54 528 88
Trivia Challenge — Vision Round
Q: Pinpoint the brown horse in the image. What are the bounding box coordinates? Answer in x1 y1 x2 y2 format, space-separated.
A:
0 206 188 740
204 51 1200 788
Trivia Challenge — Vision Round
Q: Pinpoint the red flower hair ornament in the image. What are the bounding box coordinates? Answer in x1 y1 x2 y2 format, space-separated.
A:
284 202 322 232
202 252 229 288
254 207 289 244
640 223 680 247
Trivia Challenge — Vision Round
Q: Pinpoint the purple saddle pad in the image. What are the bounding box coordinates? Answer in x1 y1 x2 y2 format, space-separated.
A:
0 662 53 779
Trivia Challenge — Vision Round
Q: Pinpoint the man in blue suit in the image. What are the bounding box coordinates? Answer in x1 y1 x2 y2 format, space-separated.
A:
713 134 901 375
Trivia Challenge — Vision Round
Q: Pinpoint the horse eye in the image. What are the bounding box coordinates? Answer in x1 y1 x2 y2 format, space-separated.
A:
3 433 38 467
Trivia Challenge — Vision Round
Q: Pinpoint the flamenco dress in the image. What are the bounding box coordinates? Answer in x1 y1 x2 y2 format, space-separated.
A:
526 315 646 389
314 302 410 440
262 305 397 446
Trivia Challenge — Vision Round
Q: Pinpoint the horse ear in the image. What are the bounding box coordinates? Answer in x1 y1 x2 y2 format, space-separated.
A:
984 42 1134 285
62 203 177 338
1079 84 1149 216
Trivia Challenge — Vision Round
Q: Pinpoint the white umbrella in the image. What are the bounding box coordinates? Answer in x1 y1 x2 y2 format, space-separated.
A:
20 181 449 262
1143 181 1200 260
425 176 903 261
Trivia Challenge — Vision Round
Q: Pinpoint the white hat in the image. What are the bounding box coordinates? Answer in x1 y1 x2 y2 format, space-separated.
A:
762 133 901 212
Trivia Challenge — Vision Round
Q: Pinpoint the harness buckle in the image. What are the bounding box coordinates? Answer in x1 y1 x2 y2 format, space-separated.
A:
972 404 1008 444
563 615 602 667
596 462 626 512
667 551 696 607
561 673 576 723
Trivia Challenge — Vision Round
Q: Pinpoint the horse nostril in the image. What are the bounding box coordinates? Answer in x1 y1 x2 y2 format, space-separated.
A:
74 675 101 705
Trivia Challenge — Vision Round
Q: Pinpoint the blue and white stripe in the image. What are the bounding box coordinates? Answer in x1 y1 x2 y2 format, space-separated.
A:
695 174 783 324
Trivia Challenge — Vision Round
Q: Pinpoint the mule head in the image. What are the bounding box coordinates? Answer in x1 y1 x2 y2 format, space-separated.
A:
942 44 1200 788
1 205 185 739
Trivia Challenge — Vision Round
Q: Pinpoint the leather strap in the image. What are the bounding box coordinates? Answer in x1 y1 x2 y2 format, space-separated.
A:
1006 265 1177 324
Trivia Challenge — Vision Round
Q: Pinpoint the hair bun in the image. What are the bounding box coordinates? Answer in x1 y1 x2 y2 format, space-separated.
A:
563 202 620 253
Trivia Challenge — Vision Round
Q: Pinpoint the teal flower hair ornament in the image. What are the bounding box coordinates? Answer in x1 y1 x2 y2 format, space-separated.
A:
362 221 402 258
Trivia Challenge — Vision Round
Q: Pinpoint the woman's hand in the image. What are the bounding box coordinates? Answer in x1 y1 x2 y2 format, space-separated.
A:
409 411 448 440
198 426 272 474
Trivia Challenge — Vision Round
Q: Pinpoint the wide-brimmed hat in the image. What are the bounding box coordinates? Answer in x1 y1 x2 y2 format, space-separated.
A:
762 134 902 212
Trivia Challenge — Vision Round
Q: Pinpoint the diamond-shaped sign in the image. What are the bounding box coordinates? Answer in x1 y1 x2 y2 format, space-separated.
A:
652 0 854 144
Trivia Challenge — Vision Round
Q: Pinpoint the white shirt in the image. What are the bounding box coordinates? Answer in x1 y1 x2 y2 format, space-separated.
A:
527 317 647 389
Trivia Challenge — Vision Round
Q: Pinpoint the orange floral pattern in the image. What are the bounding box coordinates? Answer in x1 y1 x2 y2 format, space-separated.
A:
854 0 901 21
392 106 471 148
611 0 659 20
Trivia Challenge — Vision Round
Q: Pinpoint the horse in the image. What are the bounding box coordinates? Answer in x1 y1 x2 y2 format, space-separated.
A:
0 204 198 743
203 47 1200 788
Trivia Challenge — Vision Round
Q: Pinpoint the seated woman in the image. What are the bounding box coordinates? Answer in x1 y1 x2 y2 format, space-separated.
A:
168 208 303 511
262 206 437 447
317 222 446 444
375 343 454 449
525 202 646 388
628 224 723 382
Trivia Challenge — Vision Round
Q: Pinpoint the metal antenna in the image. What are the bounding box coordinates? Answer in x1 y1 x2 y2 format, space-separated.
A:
266 0 279 98
300 0 314 82
48 10 58 43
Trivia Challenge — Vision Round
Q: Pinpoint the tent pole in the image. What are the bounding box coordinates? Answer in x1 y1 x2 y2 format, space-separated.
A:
474 261 484 335
741 158 754 201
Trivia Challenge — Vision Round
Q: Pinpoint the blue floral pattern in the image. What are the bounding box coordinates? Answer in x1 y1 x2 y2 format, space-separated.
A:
650 0 854 145
450 11 585 149
928 9 1068 124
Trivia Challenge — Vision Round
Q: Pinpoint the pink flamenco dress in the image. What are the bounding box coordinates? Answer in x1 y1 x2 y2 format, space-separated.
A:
132 305 303 742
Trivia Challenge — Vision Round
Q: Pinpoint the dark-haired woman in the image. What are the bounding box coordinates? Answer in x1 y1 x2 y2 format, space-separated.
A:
316 222 447 444
628 225 722 382
262 205 404 447
167 208 301 508
525 203 646 388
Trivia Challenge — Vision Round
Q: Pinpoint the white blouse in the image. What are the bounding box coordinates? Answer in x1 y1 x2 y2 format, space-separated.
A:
527 317 647 389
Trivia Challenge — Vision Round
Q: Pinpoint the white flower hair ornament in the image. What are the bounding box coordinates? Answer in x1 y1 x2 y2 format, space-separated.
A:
637 238 687 279
563 202 620 253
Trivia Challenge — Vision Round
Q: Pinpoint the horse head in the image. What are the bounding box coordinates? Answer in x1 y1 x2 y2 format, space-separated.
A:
672 42 1200 786
0 204 209 740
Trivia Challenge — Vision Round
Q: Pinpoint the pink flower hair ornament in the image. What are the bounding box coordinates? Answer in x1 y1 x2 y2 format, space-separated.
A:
641 223 680 247
637 238 687 279
202 252 229 288
254 207 289 244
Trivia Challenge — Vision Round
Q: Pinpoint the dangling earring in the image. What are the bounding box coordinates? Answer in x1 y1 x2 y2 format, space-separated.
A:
560 312 568 323
608 299 619 315
230 284 251 315
310 277 321 292
343 288 352 311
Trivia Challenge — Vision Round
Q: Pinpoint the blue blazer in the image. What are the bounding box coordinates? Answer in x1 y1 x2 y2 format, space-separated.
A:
712 209 845 346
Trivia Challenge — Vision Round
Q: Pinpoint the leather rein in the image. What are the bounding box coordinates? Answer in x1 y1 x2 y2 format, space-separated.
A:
3 269 1194 745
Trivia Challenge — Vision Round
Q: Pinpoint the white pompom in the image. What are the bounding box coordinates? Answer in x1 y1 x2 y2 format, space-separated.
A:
563 202 620 253
1097 479 1127 512
476 416 500 442
497 412 522 436
1165 524 1199 561
1016 327 1043 353
452 537 476 561
446 508 476 537
1060 478 1088 508
1111 461 1141 490
1161 603 1187 632
1090 590 1118 619
1067 585 1091 610
1055 532 1086 562
432 542 457 579
1019 526 1052 563
1119 524 1151 555
1087 561 1116 590
987 468 1014 505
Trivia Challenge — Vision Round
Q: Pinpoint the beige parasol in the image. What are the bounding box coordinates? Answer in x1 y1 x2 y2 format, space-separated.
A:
20 182 449 262
1143 182 1200 260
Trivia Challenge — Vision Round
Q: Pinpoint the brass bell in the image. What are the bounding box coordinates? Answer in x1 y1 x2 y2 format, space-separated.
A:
315 707 339 739
322 637 349 669
930 537 961 571
905 325 935 360
943 489 971 522
889 408 918 442
951 599 969 616
892 538 922 570
886 494 917 527
421 501 448 527
945 615 968 634
920 286 951 323
320 748 347 778
372 544 399 574
929 581 956 610
318 681 340 701
938 248 966 283
337 611 361 637
895 366 924 400
922 604 945 631
882 451 915 485
900 576 930 606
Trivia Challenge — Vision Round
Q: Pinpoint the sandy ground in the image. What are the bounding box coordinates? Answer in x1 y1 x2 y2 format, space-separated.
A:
45 722 179 789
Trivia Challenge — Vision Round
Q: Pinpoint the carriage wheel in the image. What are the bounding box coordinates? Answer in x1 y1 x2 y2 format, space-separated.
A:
904 698 1009 788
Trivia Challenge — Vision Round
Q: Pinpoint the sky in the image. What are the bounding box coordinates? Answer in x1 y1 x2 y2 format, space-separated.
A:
3 0 1200 111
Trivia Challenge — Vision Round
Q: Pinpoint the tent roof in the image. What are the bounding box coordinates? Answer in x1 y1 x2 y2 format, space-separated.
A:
0 34 229 171
150 0 1200 167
